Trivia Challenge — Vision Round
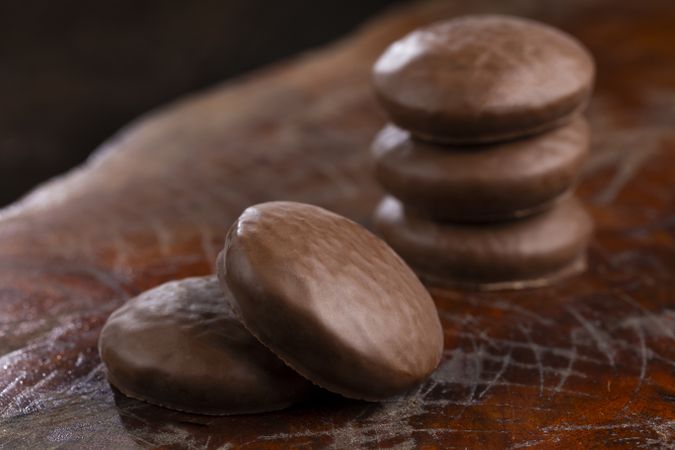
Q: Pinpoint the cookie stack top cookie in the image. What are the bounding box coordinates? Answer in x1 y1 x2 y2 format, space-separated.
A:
373 15 594 144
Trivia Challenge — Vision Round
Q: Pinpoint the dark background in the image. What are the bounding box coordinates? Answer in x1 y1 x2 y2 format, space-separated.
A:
0 0 399 206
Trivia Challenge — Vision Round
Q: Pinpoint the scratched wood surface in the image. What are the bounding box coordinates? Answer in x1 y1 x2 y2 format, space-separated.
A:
0 0 673 448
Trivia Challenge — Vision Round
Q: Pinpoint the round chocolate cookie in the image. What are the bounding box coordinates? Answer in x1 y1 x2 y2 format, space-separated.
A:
373 15 595 143
374 196 592 290
99 276 315 415
219 201 443 401
373 116 589 222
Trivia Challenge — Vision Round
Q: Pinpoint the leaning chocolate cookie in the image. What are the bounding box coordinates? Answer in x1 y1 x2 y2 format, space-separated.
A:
373 117 589 222
219 201 444 401
99 276 315 415
374 196 593 290
373 15 594 144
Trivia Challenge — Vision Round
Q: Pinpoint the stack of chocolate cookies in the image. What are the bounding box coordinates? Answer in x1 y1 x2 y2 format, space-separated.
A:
371 15 595 290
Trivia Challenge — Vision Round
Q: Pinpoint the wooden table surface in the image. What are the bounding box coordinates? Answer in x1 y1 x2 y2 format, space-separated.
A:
0 0 673 448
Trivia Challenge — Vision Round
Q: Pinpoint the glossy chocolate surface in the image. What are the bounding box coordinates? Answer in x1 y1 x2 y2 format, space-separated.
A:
99 276 315 415
373 15 594 143
374 196 593 289
1 1 674 447
220 201 444 401
373 116 589 222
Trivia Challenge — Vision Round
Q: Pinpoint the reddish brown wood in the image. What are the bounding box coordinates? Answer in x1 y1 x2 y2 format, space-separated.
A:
1 0 674 448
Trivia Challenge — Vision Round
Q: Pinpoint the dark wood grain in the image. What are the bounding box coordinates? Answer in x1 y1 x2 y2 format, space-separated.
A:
1 0 674 448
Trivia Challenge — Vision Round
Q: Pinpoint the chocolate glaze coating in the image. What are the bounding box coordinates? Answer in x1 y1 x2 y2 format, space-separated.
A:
373 15 595 144
219 201 444 401
99 276 315 415
373 116 589 222
374 196 593 290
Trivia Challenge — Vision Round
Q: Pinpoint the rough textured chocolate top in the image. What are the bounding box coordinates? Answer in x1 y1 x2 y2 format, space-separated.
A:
98 276 314 415
219 201 444 401
374 196 593 289
373 116 589 222
373 15 595 143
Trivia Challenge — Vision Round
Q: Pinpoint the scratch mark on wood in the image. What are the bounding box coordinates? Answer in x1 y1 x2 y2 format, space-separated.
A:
478 351 586 379
449 335 483 419
566 306 616 367
593 134 662 205
67 363 104 394
477 348 513 400
450 330 606 365
618 292 675 340
518 324 545 397
621 321 648 413
465 337 483 407
511 438 545 448
583 121 670 205
542 422 642 432
553 344 578 394
456 297 555 327
0 374 28 414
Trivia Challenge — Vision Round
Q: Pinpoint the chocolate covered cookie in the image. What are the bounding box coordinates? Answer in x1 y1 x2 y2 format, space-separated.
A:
373 15 594 143
219 201 443 401
99 276 315 415
373 117 589 222
374 196 592 290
